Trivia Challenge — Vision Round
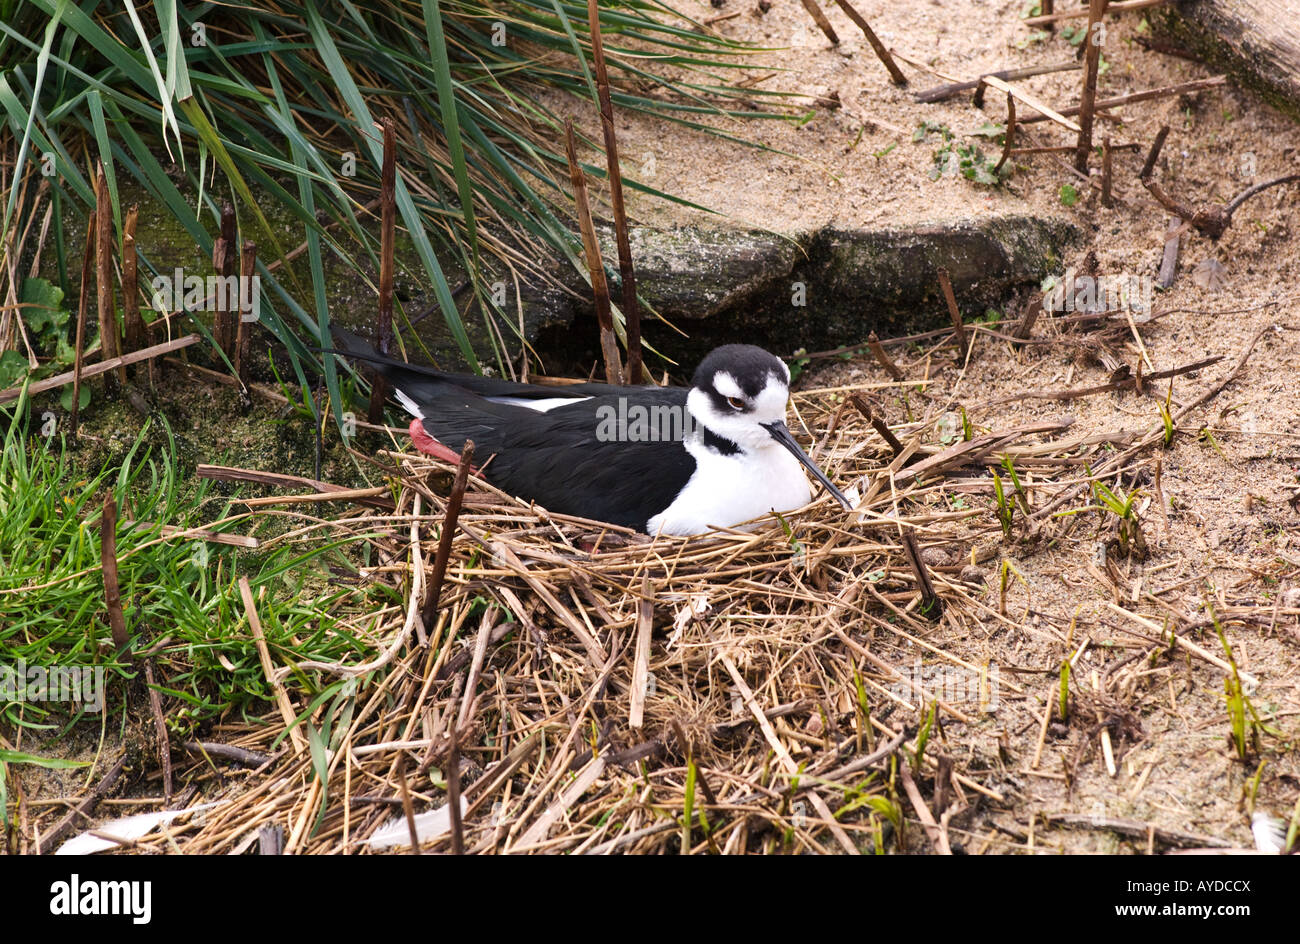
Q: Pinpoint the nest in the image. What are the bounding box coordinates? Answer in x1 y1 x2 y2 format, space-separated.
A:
78 355 1165 856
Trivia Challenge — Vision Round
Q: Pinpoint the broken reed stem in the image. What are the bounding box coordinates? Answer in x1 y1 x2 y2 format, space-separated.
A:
421 438 476 629
564 120 624 385
832 0 907 84
0 335 199 407
447 721 465 855
1025 0 1167 26
370 117 397 424
994 92 1016 174
70 211 95 438
799 0 839 44
900 528 942 618
937 268 966 361
1139 124 1298 239
1157 217 1182 288
1140 125 1170 180
1101 136 1114 207
1013 294 1044 343
1074 0 1108 174
94 165 123 386
587 0 642 385
121 205 145 382
1018 76 1227 125
100 492 129 652
214 203 237 361
914 61 1078 103
629 576 654 729
976 74 1080 133
143 660 173 801
396 756 420 855
850 394 904 456
866 330 903 380
236 240 256 385
35 756 127 855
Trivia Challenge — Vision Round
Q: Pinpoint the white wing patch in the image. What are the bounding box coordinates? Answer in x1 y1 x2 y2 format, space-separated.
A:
485 395 591 413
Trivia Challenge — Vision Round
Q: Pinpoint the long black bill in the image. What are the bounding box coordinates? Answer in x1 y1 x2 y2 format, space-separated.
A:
762 420 854 511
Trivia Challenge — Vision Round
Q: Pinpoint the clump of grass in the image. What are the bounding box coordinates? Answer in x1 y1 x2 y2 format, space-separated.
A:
1056 469 1148 559
1209 605 1264 761
0 395 383 736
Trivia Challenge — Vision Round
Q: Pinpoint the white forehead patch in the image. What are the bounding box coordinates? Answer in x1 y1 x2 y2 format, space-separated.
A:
712 370 745 400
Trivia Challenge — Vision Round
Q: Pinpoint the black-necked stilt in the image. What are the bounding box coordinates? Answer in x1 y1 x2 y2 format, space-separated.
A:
331 327 852 535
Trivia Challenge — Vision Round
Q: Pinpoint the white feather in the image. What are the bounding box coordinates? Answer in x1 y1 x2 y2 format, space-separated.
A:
56 801 226 855
393 387 425 419
366 796 467 850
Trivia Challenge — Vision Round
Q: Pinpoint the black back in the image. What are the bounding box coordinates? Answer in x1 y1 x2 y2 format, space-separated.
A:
332 327 697 530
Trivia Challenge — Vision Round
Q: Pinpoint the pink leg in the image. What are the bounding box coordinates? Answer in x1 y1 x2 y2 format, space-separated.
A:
408 419 481 475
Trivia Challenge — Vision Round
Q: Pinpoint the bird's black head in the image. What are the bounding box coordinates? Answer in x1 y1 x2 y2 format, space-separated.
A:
690 344 792 422
687 344 852 510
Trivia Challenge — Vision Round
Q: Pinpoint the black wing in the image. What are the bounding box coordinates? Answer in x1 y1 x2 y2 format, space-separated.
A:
473 391 696 530
331 326 696 529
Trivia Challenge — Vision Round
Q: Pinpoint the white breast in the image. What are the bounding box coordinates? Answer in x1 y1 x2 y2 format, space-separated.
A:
646 439 812 536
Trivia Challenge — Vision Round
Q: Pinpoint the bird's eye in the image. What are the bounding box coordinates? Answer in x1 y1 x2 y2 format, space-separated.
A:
726 396 745 411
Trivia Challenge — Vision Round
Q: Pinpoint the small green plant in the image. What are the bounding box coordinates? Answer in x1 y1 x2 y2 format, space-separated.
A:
912 700 938 771
1059 183 1080 206
786 348 811 383
0 278 84 398
681 758 698 854
917 121 1009 185
1000 454 1031 515
1211 606 1264 761
1057 469 1148 558
934 141 1009 185
913 120 952 143
1158 382 1175 447
1199 426 1227 459
993 469 1014 539
1058 659 1071 721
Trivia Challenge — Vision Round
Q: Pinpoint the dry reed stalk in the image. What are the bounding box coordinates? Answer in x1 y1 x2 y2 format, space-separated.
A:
587 0 642 384
94 166 124 386
100 493 129 651
369 117 397 424
70 212 95 437
564 121 624 385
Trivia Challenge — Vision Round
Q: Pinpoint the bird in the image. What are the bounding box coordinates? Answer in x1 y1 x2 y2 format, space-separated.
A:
330 327 852 535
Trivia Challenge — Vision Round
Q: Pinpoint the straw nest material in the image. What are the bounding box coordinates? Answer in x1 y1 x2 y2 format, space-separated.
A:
90 352 1177 855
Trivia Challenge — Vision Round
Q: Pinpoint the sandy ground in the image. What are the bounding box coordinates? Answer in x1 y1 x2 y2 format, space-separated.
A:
563 0 1300 852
